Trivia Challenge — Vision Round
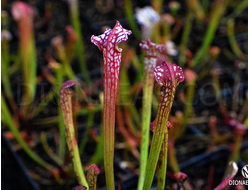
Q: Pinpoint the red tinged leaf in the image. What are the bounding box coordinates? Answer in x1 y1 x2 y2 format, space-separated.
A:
118 185 121 190
85 164 100 190
154 61 184 88
140 39 165 57
143 61 184 189
91 21 131 190
154 61 184 110
214 161 238 190
91 21 132 51
60 81 78 118
11 1 34 21
174 172 188 181
140 39 165 87
66 25 78 42
138 39 165 190
59 80 78 140
183 69 198 83
11 1 37 118
72 186 87 190
150 119 172 133
91 21 131 103
59 80 88 187
91 21 132 94
140 39 165 85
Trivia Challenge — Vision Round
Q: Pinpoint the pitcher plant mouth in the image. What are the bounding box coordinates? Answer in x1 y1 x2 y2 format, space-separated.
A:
91 20 131 190
85 164 100 190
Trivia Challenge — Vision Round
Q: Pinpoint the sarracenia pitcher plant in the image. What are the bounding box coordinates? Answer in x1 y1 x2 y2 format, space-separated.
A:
11 2 37 118
91 21 131 190
60 81 88 188
143 61 184 190
138 39 165 190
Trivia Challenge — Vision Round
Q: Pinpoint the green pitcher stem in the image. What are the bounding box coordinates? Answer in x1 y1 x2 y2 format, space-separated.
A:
157 133 169 190
143 104 170 190
143 61 184 189
138 57 156 190
60 81 88 188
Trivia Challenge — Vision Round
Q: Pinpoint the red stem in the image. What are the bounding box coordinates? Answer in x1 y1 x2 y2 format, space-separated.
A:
91 21 131 190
